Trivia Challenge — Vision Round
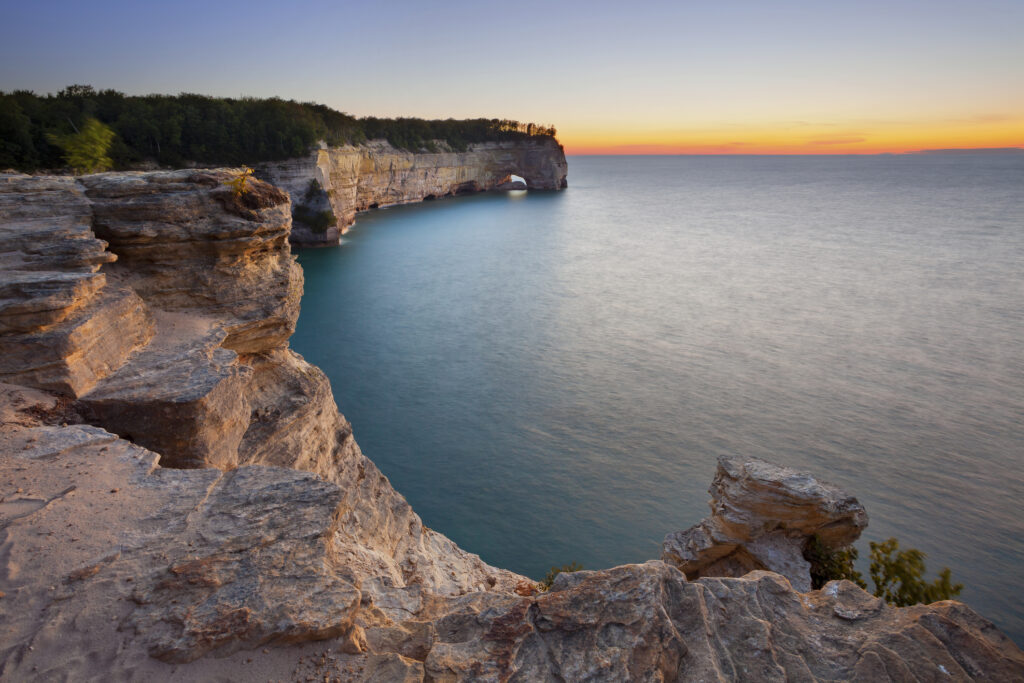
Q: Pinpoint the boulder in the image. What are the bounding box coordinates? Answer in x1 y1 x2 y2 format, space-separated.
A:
662 456 868 591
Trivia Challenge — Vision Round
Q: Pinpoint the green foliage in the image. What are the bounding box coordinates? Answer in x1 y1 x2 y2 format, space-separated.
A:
0 86 560 171
226 167 254 196
868 537 962 607
47 117 115 174
0 95 36 168
805 535 866 590
302 178 323 203
293 205 336 234
804 536 962 607
538 562 584 592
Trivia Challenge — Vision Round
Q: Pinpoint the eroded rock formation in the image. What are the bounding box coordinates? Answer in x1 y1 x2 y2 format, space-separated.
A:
258 138 569 245
1 170 1021 681
662 456 869 591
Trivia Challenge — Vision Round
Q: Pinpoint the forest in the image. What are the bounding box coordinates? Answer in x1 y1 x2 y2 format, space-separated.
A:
0 86 558 171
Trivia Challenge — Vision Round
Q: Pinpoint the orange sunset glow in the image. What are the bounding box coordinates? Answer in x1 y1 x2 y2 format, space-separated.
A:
4 2 1023 158
562 118 1024 155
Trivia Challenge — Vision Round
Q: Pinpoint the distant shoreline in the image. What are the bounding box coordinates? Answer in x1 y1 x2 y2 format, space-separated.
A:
908 147 1024 155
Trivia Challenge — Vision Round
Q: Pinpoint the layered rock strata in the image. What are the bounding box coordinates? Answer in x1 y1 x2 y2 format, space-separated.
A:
0 174 153 394
1 170 1022 681
258 138 569 245
662 456 869 592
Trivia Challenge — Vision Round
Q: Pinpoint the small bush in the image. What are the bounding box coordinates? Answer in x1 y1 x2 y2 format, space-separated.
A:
293 204 336 234
538 562 584 592
226 167 253 196
805 535 962 606
302 178 323 203
868 537 962 607
806 535 865 590
48 117 114 174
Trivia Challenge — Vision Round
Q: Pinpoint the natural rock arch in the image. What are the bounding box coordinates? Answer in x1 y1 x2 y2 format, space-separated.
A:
494 173 529 191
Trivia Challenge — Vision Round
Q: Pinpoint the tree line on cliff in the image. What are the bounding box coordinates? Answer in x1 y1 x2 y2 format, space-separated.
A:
0 85 559 172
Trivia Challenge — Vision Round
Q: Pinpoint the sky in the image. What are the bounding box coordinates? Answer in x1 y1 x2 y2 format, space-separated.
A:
1 0 1022 154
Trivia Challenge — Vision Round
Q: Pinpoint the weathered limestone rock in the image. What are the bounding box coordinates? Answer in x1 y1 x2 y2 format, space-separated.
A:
236 347 343 474
0 286 154 395
0 173 153 395
662 456 869 591
259 138 569 245
0 418 362 675
77 320 251 469
0 174 113 273
80 169 301 353
419 562 1024 682
0 270 105 334
128 466 362 662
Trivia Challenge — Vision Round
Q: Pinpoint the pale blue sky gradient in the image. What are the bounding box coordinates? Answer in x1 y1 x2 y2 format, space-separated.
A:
2 0 1021 151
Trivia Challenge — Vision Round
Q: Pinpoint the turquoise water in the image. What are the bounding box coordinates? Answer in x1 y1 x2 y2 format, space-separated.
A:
292 155 1024 642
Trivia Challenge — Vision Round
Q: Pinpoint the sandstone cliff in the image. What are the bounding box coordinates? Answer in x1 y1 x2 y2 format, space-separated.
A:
1 170 1021 681
258 138 568 245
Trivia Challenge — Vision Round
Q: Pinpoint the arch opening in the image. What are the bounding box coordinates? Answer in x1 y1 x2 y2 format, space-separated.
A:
496 174 528 191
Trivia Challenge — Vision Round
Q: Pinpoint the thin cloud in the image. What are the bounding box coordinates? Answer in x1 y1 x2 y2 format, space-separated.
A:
808 136 866 146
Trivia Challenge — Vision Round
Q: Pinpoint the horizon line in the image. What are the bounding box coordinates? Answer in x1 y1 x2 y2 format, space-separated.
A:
563 146 1024 157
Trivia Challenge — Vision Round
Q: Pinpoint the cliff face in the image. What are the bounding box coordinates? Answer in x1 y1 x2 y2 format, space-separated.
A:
258 138 568 245
1 170 1022 681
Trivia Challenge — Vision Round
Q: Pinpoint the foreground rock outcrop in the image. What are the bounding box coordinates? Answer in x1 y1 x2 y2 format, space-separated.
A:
1 170 1021 681
662 457 869 592
0 169 523 593
258 138 568 245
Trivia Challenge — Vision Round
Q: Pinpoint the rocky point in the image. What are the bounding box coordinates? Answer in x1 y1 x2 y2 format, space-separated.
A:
257 138 569 245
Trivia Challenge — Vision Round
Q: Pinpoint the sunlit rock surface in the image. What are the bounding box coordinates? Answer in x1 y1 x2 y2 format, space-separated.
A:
662 456 869 591
258 138 569 245
0 174 152 394
1 170 1021 681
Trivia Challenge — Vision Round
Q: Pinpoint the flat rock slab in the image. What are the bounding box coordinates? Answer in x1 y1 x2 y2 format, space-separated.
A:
0 421 361 677
0 286 154 396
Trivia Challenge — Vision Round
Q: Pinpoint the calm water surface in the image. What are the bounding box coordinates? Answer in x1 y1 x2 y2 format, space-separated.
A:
293 155 1024 642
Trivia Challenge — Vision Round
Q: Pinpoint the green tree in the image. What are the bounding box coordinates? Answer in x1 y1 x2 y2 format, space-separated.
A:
48 117 115 173
0 96 36 168
806 535 865 590
868 537 963 607
2 87 560 171
805 535 962 606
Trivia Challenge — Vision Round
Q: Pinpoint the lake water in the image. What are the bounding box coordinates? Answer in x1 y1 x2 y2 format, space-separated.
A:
292 154 1024 643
